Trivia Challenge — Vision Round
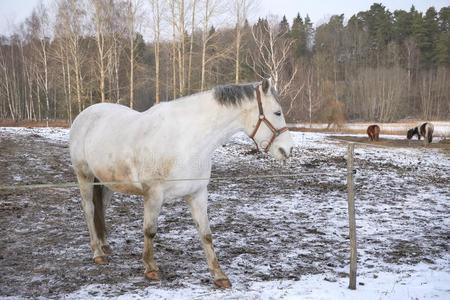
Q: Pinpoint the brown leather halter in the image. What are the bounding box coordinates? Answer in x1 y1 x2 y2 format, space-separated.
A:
249 85 289 152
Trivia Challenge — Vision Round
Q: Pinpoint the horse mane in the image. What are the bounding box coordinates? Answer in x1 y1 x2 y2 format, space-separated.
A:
213 83 256 107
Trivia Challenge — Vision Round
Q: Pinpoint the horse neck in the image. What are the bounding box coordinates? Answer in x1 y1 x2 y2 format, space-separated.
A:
172 91 250 156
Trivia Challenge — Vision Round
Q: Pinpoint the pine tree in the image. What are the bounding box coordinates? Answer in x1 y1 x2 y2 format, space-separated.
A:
291 13 306 58
365 3 393 51
279 15 290 34
436 7 450 65
438 7 450 31
421 7 439 66
392 9 413 43
304 14 313 54
436 32 450 65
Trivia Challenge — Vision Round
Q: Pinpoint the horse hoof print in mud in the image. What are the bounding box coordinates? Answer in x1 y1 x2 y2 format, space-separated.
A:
69 78 294 288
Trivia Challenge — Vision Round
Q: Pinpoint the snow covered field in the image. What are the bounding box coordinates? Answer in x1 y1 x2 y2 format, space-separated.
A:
1 127 449 299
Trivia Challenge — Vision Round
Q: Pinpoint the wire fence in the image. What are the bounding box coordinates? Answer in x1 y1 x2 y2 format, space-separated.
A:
2 138 442 191
0 172 344 191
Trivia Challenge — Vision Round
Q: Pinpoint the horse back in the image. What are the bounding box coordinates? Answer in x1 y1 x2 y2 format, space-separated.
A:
419 122 434 143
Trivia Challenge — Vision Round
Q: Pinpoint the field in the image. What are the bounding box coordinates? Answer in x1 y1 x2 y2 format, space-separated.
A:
0 127 449 299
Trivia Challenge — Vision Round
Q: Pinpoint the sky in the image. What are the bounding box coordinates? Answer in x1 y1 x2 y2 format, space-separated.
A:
0 0 449 35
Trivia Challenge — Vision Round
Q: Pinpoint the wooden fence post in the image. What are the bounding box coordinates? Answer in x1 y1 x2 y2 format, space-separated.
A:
347 143 357 290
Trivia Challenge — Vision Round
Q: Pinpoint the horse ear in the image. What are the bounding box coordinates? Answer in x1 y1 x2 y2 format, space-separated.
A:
261 77 271 94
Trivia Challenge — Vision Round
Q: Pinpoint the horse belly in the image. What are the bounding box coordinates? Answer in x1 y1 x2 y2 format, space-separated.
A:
93 163 144 195
163 181 207 200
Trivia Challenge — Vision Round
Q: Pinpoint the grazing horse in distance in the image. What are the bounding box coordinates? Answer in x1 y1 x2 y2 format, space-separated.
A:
407 122 434 145
69 78 294 289
367 125 380 141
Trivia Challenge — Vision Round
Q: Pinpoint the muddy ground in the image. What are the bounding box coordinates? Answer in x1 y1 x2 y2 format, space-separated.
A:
0 130 449 298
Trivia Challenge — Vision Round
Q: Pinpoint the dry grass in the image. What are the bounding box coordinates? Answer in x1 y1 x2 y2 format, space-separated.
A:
289 127 407 135
328 135 450 153
289 121 450 137
0 119 69 128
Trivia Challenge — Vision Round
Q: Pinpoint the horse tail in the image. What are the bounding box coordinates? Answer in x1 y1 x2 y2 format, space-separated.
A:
93 177 107 242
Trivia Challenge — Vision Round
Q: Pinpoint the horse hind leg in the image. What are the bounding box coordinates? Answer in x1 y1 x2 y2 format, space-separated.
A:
76 172 108 264
93 179 113 256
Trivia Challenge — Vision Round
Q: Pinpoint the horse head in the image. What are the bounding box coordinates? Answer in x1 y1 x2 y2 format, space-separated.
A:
242 78 294 160
407 127 417 140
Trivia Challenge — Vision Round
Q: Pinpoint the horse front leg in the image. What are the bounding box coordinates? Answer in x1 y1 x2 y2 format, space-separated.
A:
143 186 164 281
186 189 231 289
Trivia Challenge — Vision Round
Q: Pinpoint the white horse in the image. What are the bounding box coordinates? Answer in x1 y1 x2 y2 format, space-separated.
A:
69 78 294 288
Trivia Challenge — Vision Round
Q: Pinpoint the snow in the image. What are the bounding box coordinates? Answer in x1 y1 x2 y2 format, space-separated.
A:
0 126 69 143
64 261 450 300
1 127 449 299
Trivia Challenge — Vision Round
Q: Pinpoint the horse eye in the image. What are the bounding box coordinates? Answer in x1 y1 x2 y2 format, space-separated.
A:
274 111 281 116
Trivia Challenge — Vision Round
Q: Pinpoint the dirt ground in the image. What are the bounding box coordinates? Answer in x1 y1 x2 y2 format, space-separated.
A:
0 130 449 298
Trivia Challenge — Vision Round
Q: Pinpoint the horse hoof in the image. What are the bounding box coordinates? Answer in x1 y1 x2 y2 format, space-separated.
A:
102 245 113 255
145 271 160 281
214 278 232 289
94 256 108 265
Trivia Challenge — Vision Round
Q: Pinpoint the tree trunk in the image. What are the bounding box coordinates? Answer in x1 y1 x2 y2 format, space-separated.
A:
200 0 209 91
187 0 196 93
171 0 178 99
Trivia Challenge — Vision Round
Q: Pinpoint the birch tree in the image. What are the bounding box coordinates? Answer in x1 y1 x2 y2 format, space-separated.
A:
91 0 113 103
127 0 141 108
247 17 297 98
149 0 163 103
199 0 222 91
233 0 255 84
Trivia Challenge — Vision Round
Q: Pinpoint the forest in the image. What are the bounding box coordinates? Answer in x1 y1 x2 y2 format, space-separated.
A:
0 0 449 125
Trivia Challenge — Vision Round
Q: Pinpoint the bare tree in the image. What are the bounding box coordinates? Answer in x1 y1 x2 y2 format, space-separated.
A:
246 17 297 98
55 0 88 119
27 3 51 124
187 0 197 93
177 0 186 95
149 0 164 103
233 0 255 84
0 45 16 120
199 0 223 91
126 0 142 108
91 0 113 103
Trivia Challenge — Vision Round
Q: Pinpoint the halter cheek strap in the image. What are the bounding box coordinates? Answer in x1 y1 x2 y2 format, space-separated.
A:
249 85 289 152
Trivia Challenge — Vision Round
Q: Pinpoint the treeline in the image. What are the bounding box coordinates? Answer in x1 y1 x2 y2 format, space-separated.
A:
0 1 449 125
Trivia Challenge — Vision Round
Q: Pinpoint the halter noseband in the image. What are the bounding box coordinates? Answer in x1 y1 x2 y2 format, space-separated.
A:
249 85 289 152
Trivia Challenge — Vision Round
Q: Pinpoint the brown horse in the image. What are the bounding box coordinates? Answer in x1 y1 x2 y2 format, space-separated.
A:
367 125 380 141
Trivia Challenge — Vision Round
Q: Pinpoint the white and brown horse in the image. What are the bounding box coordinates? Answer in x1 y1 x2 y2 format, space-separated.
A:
407 122 434 145
69 78 294 288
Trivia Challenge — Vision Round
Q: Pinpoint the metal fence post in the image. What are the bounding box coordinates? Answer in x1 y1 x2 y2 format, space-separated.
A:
347 143 357 290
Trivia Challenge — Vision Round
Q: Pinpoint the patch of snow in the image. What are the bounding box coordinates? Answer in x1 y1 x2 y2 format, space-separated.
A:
65 258 450 300
0 127 69 143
